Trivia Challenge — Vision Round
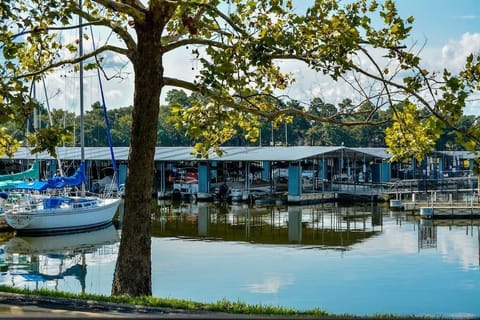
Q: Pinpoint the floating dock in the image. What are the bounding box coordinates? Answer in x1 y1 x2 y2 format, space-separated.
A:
418 205 480 219
390 198 480 219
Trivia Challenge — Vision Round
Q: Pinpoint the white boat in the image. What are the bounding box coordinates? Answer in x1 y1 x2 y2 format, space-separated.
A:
4 162 121 233
229 188 249 202
5 196 120 233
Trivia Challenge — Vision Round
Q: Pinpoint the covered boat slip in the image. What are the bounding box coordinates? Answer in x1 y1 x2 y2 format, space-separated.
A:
0 146 477 204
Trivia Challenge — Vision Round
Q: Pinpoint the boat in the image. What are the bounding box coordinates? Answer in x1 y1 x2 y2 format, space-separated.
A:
0 160 40 192
229 188 249 202
172 169 199 200
4 22 122 234
4 163 121 233
0 160 40 183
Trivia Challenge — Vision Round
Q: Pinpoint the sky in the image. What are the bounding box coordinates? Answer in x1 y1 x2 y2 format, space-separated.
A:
44 0 480 116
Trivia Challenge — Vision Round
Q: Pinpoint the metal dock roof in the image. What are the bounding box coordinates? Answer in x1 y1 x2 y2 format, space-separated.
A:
1 146 392 162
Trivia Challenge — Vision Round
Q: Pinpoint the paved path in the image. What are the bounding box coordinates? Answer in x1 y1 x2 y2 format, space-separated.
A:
0 292 291 319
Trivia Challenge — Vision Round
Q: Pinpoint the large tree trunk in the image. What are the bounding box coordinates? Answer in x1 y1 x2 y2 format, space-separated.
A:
111 18 164 296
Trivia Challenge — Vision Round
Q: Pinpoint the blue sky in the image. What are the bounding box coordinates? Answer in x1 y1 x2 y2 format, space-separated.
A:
397 0 479 46
46 0 480 115
281 0 480 114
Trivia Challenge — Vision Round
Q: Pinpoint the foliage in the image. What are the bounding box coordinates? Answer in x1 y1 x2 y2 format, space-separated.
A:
385 102 440 162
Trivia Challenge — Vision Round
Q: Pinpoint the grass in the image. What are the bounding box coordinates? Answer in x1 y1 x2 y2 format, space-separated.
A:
0 285 438 319
0 285 330 317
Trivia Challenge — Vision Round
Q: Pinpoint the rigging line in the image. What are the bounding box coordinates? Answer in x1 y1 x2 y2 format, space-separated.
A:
42 76 65 177
89 25 119 189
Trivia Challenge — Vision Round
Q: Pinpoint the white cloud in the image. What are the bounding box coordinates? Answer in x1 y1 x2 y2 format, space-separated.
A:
440 32 480 71
47 29 480 116
243 272 294 294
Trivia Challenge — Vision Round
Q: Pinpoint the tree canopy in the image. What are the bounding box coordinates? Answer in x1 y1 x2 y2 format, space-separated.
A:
1 0 479 297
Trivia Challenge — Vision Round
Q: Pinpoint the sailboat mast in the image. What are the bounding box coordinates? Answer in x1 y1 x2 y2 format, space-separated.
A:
79 0 85 196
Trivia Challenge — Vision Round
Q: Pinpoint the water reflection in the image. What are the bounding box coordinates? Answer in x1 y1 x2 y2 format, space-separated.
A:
0 224 119 293
416 218 480 270
0 202 478 317
152 201 386 250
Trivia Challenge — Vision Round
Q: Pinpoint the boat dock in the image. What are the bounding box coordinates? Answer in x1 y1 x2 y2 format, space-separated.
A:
389 190 480 218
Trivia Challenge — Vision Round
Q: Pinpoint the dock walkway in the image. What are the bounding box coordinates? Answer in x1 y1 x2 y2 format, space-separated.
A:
390 197 480 219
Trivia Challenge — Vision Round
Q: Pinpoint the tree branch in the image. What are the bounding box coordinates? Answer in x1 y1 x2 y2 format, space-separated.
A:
11 45 128 80
71 4 137 53
92 0 146 22
163 38 230 53
163 77 388 127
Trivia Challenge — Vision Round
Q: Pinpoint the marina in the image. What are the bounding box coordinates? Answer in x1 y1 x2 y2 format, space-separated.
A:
1 146 478 206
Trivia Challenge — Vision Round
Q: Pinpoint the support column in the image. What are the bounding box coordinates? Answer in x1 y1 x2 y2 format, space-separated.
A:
288 162 302 203
119 163 127 185
262 161 271 181
319 159 327 180
380 162 391 182
197 162 211 201
154 162 164 197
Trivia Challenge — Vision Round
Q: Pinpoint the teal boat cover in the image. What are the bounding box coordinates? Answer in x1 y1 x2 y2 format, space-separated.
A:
0 160 39 182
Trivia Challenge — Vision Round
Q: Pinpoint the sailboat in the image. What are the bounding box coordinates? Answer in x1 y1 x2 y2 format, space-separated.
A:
4 164 121 233
4 16 121 234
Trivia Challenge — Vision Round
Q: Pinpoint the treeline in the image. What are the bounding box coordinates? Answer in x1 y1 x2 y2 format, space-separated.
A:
12 89 473 150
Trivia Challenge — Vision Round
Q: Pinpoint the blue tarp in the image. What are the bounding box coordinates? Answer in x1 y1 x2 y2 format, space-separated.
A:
0 180 24 190
13 181 49 192
47 162 86 188
12 163 87 192
43 196 72 209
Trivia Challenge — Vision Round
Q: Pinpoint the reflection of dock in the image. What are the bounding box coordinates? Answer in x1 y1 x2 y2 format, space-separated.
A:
152 202 383 248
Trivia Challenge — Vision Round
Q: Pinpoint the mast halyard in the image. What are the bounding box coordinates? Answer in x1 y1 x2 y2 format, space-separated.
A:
79 0 85 197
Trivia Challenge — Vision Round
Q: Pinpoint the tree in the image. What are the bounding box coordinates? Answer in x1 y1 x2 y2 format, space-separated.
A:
158 90 193 146
1 0 478 297
109 106 133 147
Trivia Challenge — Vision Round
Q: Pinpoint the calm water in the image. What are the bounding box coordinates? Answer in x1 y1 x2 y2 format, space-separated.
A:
1 201 479 318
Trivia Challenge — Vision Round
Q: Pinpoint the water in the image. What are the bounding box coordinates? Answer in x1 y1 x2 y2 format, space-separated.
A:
1 201 479 318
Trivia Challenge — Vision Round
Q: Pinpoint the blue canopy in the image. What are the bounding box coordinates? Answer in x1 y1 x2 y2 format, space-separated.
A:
13 163 87 192
43 196 72 209
0 180 23 190
13 181 49 192
47 163 86 189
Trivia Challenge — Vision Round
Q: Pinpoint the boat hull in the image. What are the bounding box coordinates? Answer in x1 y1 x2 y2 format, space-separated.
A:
5 198 121 234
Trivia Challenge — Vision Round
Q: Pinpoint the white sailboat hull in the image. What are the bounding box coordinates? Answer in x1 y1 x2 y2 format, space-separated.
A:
5 197 121 233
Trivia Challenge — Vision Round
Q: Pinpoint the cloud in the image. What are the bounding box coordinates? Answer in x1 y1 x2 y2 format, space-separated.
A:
47 29 480 116
243 273 294 294
458 15 480 20
440 32 480 71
